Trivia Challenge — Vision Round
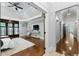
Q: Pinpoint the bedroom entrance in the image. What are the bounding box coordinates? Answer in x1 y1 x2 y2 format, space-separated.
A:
0 2 46 56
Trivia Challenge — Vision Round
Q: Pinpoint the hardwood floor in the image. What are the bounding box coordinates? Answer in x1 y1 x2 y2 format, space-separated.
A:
56 33 78 56
12 36 45 56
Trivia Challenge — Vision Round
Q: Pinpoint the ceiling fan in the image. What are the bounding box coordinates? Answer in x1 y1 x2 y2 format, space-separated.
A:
8 2 23 11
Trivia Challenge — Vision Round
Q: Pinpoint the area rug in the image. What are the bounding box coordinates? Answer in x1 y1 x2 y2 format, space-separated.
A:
2 38 35 56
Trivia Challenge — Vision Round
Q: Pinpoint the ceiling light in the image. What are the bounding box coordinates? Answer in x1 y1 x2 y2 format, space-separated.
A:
56 16 59 20
18 9 22 12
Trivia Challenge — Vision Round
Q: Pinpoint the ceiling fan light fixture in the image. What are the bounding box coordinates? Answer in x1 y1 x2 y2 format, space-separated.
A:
18 8 22 12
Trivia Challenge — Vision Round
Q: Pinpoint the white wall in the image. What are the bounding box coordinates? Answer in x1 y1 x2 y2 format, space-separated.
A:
19 16 45 39
19 21 28 36
77 22 79 41
56 21 61 43
45 12 57 52
35 3 57 52
26 17 44 39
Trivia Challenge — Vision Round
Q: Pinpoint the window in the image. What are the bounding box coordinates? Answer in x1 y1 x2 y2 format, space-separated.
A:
8 23 13 35
14 24 19 34
0 22 6 36
0 19 19 37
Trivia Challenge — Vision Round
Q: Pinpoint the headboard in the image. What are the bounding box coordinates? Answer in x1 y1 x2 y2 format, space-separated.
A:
0 35 19 39
0 36 9 39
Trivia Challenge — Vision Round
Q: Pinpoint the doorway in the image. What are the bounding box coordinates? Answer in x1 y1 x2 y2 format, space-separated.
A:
56 5 79 56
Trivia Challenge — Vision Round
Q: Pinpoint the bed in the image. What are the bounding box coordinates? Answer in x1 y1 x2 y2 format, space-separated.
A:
1 37 35 56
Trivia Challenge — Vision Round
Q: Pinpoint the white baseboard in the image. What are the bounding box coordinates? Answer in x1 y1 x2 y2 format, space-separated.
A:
45 46 56 53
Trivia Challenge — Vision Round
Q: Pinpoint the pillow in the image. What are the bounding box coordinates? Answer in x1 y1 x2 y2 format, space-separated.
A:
1 38 15 50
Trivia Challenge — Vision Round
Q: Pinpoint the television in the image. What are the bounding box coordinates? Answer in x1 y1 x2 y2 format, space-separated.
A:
33 25 39 30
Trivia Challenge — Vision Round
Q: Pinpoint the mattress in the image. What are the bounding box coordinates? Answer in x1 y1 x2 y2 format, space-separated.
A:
1 38 35 56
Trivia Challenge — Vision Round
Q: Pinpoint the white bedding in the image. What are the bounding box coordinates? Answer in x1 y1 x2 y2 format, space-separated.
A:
2 37 35 56
1 38 15 49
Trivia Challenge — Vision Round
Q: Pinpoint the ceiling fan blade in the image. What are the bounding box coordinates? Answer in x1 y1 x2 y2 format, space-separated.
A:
14 3 19 5
8 5 14 7
16 6 23 9
8 2 23 11
8 2 14 7
8 2 13 5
